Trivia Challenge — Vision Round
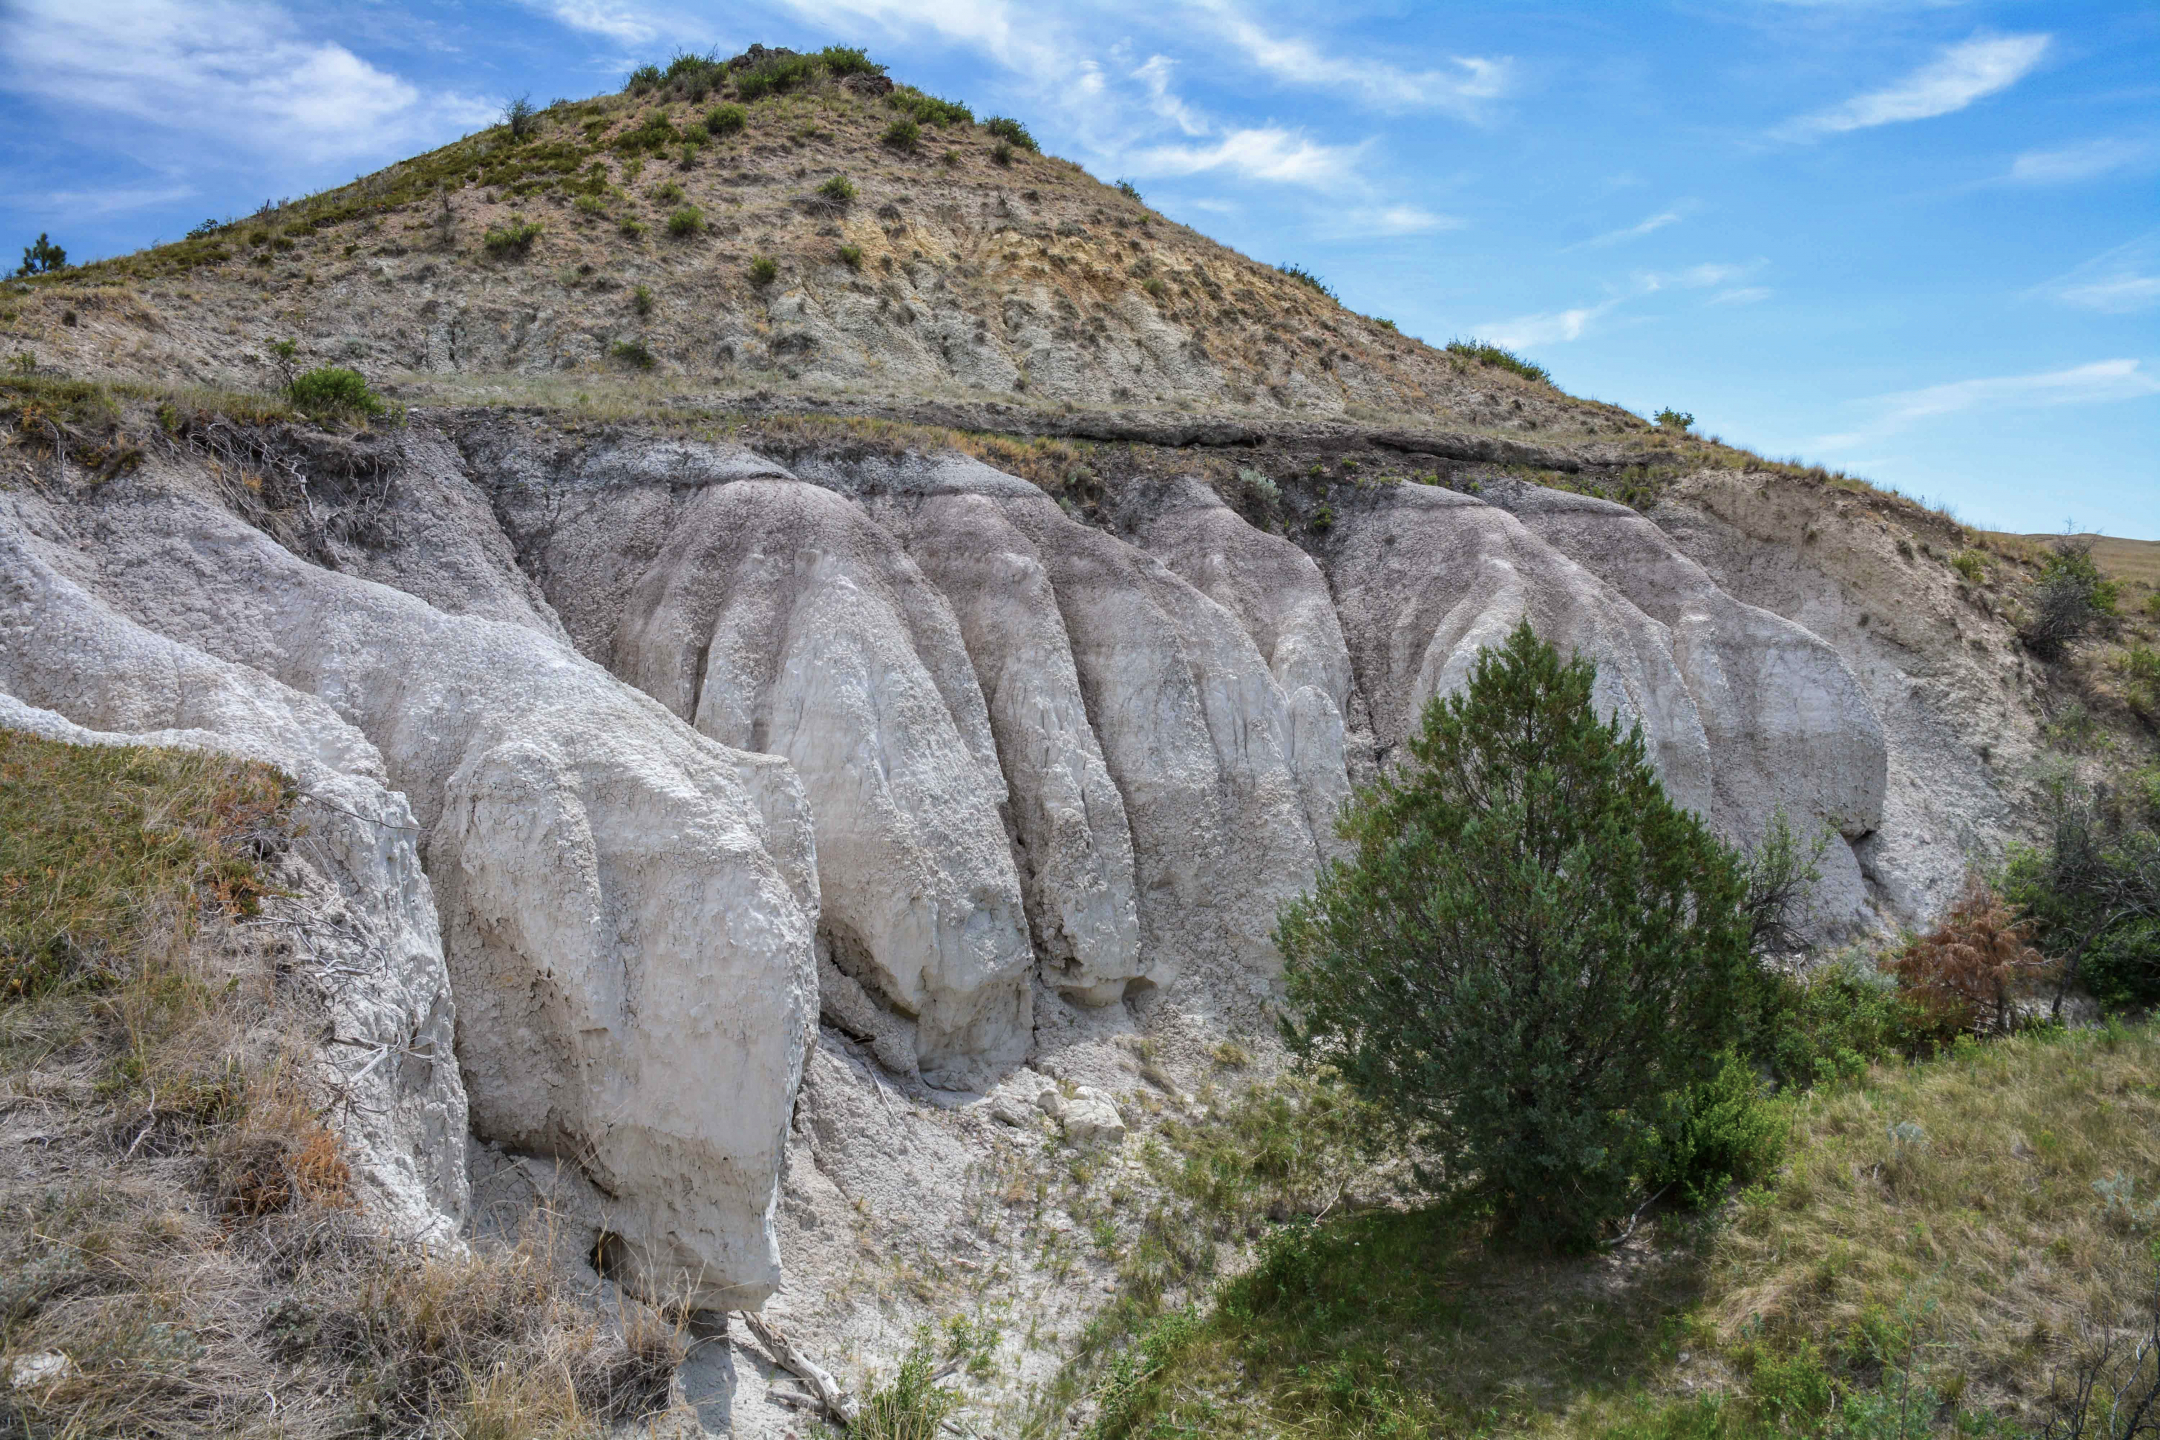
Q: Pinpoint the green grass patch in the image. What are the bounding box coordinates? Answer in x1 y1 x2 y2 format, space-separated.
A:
2 731 292 1000
1083 1023 2160 1438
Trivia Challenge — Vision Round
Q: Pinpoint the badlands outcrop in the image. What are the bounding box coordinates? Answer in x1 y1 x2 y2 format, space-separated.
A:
0 391 1993 1329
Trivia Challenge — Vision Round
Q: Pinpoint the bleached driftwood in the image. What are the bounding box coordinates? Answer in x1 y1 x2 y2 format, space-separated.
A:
739 1311 860 1426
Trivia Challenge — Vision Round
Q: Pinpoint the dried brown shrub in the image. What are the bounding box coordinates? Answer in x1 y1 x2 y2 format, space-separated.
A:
1889 880 2054 1037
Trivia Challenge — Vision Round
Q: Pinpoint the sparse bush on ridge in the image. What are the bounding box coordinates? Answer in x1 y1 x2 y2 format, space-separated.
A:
748 254 778 286
985 115 1038 151
883 117 922 151
502 93 539 140
665 204 703 236
16 232 66 277
705 102 746 137
1276 262 1335 300
1655 406 1694 432
816 45 884 78
1446 336 1551 384
889 86 972 127
818 174 858 205
2021 536 2121 659
609 338 656 369
1115 178 1144 203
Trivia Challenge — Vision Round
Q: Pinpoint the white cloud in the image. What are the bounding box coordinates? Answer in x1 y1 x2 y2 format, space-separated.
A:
1475 299 1623 350
1638 262 1754 291
26 184 197 218
2035 234 2160 315
525 0 660 44
1815 359 2160 449
2008 137 2153 184
1133 55 1210 137
1784 33 2049 137
1710 286 1773 306
1189 0 1510 117
1129 128 1369 189
1 0 492 163
1571 208 1685 249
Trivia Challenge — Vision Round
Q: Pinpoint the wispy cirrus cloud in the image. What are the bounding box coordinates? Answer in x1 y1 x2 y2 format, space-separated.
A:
1815 359 2160 449
2032 234 2160 315
1 0 493 163
2007 137 2154 184
1474 300 1623 350
1476 261 1762 347
1128 127 1369 189
1781 33 2049 138
523 0 661 44
1569 207 1688 250
1189 0 1510 118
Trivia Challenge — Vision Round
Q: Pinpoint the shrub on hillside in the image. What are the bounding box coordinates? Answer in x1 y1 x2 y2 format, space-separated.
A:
502 93 539 140
817 174 857 206
1637 1050 1790 1209
1445 337 1550 384
481 217 542 258
665 205 703 237
816 45 884 78
985 115 1038 152
2021 537 2120 659
889 87 971 127
1277 621 1755 1248
1115 179 1144 203
748 254 778 286
1888 880 2053 1039
991 140 1014 166
1655 407 1694 432
882 118 921 151
705 103 746 137
2005 773 2160 1012
735 52 821 102
2112 644 2160 724
287 366 388 424
1276 262 1334 300
624 63 663 94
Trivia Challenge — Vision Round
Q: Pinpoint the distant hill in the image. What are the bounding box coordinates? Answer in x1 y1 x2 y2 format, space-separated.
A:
1988 533 2160 591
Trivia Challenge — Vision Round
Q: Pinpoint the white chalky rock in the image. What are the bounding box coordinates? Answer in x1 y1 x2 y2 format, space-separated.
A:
1 480 817 1310
1326 484 1717 816
1038 1085 1126 1147
612 478 1033 1086
1484 483 1888 931
840 454 1323 984
1136 476 1356 850
0 520 469 1246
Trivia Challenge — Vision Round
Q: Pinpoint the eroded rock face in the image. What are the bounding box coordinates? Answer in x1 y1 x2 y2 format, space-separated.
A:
613 478 1032 1086
815 454 1326 986
865 480 1146 1007
0 478 818 1310
1482 482 1889 930
1324 483 1717 818
1134 477 1357 849
0 521 468 1246
4 415 1912 1324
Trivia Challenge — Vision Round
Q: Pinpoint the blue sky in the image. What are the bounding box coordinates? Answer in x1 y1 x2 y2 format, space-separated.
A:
3 0 2154 537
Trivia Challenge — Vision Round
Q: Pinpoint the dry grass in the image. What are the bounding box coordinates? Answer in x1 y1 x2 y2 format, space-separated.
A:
1706 1022 2160 1420
0 728 683 1437
1079 1022 2160 1438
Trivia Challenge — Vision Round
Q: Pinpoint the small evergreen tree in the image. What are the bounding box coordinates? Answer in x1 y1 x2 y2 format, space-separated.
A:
17 234 66 276
1277 621 1754 1247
